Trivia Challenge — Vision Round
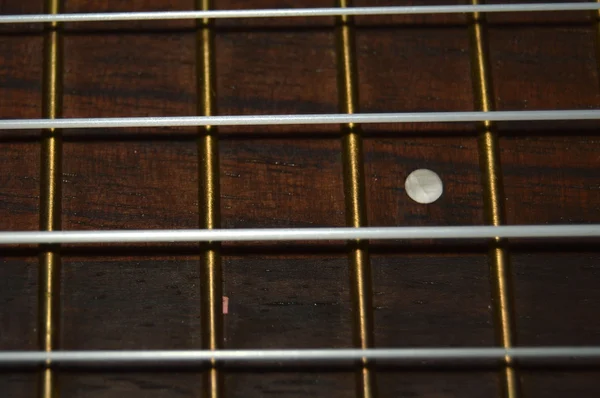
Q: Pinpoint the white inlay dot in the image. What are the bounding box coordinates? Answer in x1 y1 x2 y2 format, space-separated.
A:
404 169 443 204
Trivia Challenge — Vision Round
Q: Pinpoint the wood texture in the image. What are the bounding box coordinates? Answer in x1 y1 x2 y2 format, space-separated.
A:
1 0 599 397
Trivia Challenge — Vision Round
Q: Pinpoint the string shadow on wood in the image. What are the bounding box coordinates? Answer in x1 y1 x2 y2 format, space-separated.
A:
2 240 598 260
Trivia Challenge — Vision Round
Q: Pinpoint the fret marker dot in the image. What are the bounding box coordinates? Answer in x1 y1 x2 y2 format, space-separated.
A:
404 169 443 204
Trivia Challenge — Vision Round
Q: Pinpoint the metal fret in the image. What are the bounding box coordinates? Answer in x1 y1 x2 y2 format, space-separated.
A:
196 1 223 397
336 1 375 397
39 0 63 397
468 1 519 397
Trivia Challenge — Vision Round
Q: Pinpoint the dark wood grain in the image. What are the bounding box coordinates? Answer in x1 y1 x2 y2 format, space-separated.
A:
1 0 600 397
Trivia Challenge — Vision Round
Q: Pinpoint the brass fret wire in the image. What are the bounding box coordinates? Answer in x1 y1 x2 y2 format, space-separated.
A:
336 1 376 397
196 1 223 397
39 0 63 397
468 1 520 398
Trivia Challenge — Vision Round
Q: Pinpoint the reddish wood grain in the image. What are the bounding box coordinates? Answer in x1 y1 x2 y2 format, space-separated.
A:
0 1 599 397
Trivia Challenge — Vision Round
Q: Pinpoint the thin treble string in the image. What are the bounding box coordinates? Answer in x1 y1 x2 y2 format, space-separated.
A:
0 3 599 24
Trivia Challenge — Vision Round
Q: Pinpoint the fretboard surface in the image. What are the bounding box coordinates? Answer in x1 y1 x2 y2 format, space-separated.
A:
0 1 599 397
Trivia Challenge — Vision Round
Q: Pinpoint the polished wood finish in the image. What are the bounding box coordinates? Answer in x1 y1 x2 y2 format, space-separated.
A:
1 0 599 397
